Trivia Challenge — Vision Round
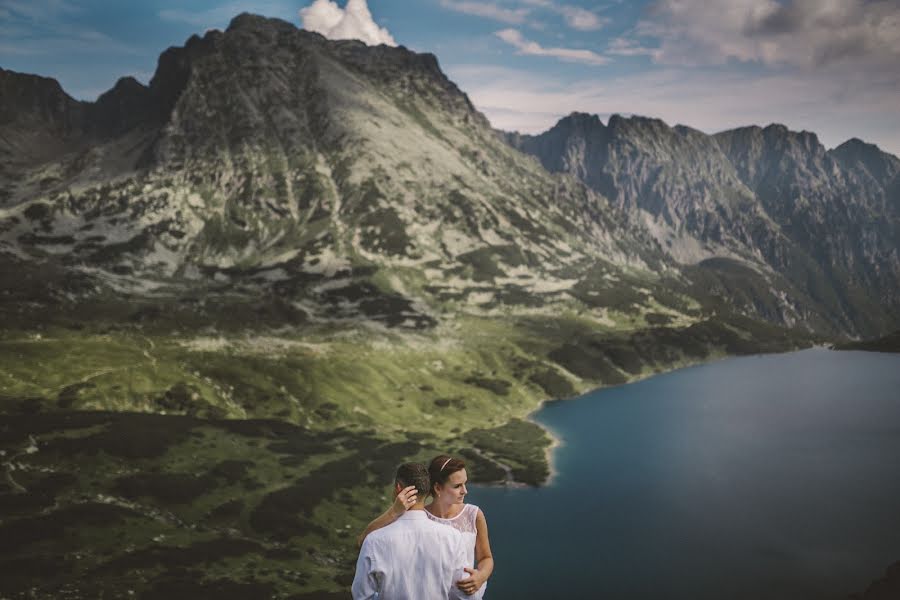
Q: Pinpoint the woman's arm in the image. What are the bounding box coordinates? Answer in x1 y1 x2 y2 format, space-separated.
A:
473 509 494 586
456 508 494 595
356 485 418 547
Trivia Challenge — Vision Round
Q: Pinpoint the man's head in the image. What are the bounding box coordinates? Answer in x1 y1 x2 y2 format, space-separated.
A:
395 462 430 498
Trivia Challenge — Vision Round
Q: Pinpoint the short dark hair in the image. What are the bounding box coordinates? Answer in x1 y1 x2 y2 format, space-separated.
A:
395 462 430 496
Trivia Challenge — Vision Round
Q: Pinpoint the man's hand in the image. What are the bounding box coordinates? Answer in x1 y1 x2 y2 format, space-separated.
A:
390 485 418 517
456 567 483 596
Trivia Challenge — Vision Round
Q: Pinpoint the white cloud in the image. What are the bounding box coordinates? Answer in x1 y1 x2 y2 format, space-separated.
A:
607 37 657 58
439 0 529 25
559 6 608 31
635 0 900 70
0 0 79 21
299 0 396 46
495 28 609 65
158 1 304 32
1 0 139 57
158 2 296 28
446 63 900 156
440 0 608 32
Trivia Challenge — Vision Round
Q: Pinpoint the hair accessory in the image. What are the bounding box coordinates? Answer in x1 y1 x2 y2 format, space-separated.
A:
439 458 452 472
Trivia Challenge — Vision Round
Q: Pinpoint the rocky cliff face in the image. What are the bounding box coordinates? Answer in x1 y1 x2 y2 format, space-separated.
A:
0 14 665 335
508 114 900 336
0 68 88 196
2 13 896 338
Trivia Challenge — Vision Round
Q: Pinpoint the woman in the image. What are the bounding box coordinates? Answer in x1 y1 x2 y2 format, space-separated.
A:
358 455 494 597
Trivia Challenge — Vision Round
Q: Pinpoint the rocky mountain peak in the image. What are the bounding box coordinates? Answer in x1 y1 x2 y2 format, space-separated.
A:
767 123 824 155
0 68 89 168
560 111 604 131
226 12 297 34
717 122 824 156
0 68 85 134
713 122 832 192
835 137 880 156
89 76 158 138
831 138 900 187
220 13 470 109
607 113 669 134
147 30 221 120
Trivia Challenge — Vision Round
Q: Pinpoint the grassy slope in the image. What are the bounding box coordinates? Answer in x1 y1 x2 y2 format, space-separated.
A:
0 307 818 598
834 330 900 353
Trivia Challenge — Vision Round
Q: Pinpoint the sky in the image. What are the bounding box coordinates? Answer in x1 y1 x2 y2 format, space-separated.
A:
2 0 899 156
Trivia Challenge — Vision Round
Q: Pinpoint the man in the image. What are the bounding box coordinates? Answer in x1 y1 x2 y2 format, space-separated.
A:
352 462 469 600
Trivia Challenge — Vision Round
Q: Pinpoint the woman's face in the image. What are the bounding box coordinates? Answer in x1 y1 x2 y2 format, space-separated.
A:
437 468 468 505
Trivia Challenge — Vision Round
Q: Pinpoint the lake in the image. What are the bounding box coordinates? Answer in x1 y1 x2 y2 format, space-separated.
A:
468 349 900 600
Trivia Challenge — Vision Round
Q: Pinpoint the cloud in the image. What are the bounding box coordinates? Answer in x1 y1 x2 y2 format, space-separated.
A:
299 0 396 46
0 0 79 21
439 0 529 25
607 37 658 58
633 0 900 70
440 0 608 31
158 1 297 28
558 6 608 31
1 0 139 57
445 63 900 156
495 28 609 65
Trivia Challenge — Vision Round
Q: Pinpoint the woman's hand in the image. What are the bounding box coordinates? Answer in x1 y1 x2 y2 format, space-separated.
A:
456 567 484 595
358 486 419 547
390 485 418 517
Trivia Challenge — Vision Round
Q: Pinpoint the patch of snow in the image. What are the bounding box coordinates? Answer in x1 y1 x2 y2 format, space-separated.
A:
255 268 289 282
313 278 353 293
480 228 507 246
303 248 350 277
528 278 578 293
467 291 494 305
187 193 205 209
441 228 480 257
260 248 302 268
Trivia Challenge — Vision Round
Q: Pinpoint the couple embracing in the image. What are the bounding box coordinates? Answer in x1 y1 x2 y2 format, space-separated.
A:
352 455 494 599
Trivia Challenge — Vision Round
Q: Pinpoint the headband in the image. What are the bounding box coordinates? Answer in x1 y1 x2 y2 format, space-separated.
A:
439 458 452 472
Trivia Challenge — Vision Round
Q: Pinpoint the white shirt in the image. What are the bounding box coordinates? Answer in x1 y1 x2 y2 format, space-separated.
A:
352 509 470 600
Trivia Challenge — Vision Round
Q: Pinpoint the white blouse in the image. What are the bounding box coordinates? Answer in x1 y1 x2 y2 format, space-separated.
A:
427 503 487 599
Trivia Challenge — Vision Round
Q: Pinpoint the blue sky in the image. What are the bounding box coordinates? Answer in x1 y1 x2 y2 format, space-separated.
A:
2 0 899 156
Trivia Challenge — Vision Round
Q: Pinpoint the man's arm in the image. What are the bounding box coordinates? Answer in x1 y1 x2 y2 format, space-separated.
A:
351 538 380 600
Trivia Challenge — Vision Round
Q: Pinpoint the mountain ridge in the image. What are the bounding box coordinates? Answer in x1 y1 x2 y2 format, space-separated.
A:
1 13 666 333
3 13 897 339
507 111 900 336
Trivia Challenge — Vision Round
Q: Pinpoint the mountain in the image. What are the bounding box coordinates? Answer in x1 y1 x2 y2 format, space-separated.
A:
7 14 811 430
0 13 868 599
1 14 672 335
507 114 900 336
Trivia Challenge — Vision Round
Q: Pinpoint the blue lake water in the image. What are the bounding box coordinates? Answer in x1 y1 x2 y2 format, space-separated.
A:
468 349 900 600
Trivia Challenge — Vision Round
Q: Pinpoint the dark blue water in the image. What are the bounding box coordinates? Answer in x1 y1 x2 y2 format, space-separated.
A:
468 349 900 600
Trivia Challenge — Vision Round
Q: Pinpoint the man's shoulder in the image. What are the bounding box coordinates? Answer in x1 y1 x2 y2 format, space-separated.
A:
369 514 462 541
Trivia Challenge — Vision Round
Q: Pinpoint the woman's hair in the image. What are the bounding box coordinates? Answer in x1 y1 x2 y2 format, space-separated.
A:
428 454 466 496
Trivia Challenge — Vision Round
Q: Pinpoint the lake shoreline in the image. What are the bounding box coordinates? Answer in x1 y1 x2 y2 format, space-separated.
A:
518 345 815 488
469 348 900 599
